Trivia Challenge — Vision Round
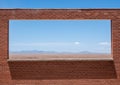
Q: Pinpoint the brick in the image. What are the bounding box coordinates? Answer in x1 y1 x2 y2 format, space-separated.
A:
0 9 120 85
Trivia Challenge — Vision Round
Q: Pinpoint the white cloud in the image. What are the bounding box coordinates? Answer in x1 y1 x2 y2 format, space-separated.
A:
99 42 110 46
74 42 80 45
11 42 80 46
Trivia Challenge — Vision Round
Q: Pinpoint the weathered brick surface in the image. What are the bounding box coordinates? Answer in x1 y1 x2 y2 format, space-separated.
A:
8 60 117 79
0 9 120 84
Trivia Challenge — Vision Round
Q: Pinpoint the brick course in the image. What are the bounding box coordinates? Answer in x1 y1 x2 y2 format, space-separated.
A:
0 9 120 85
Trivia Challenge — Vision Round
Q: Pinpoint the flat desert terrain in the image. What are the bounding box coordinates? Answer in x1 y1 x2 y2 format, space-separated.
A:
9 53 113 61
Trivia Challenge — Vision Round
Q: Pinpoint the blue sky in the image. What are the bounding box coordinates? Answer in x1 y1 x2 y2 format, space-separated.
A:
0 0 120 8
9 20 111 53
1 0 119 53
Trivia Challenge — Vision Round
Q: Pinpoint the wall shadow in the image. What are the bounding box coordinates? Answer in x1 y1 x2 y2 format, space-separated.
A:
8 60 117 80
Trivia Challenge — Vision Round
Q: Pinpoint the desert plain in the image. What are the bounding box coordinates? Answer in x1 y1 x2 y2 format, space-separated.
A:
9 53 113 61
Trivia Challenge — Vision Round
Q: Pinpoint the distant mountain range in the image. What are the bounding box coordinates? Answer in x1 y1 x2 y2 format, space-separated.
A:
10 50 109 54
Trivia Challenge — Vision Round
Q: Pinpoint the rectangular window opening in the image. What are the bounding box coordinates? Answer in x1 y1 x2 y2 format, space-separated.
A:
9 20 112 61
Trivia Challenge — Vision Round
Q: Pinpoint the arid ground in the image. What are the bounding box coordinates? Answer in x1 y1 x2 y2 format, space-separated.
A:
9 53 113 61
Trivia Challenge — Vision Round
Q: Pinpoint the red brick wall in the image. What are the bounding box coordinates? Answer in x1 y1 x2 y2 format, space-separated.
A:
0 9 120 85
8 60 116 80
